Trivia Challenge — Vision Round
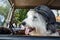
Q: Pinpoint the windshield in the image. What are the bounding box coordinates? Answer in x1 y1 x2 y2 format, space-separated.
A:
0 0 11 27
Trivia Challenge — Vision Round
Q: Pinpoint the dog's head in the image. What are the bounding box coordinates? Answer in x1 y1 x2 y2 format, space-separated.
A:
22 9 46 35
21 5 57 36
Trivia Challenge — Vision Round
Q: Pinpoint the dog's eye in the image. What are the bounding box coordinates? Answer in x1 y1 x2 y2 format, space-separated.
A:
33 16 37 21
33 16 37 18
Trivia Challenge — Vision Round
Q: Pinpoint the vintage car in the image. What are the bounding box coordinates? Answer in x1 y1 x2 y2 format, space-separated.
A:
0 0 60 40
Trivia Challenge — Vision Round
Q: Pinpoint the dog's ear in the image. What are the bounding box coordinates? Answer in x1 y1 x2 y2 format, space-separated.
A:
46 24 57 33
34 5 56 24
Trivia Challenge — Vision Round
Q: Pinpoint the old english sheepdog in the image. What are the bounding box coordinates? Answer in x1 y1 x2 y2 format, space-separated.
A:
22 5 59 36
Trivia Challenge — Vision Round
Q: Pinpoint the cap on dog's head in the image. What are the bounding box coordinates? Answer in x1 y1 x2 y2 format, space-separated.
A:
34 5 56 23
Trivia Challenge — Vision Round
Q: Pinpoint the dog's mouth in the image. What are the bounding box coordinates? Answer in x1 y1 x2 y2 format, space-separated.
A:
25 26 35 35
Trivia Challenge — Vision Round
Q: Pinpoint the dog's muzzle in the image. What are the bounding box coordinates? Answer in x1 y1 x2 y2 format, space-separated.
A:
22 22 35 35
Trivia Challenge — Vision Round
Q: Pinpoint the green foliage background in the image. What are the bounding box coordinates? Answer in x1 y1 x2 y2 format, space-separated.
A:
14 9 28 24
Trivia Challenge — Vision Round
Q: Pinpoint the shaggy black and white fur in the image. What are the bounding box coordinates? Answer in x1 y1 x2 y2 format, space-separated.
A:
22 5 59 36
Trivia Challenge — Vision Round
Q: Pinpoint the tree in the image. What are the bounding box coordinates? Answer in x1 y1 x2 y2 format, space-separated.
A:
14 9 28 24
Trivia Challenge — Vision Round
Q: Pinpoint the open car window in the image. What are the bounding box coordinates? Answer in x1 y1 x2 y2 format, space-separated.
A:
0 0 60 37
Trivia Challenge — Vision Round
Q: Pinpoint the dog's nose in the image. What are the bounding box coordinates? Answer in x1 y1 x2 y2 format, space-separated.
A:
22 22 26 25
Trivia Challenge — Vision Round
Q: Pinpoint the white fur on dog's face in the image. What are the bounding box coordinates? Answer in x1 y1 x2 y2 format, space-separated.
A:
22 9 47 35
